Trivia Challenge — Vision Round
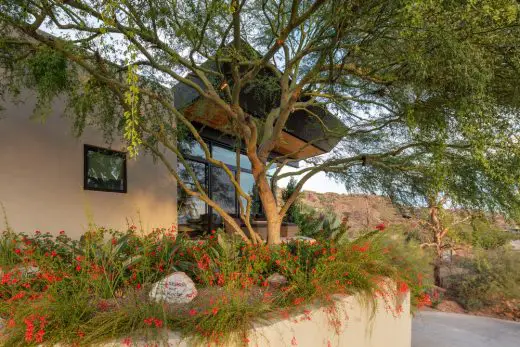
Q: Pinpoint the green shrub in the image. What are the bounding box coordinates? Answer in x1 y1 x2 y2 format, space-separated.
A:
447 247 520 310
451 216 514 250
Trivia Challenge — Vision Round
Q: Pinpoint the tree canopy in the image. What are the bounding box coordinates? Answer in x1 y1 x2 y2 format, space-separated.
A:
1 0 519 244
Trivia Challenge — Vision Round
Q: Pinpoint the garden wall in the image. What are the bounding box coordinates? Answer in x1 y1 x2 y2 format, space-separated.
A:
110 292 411 347
0 90 178 238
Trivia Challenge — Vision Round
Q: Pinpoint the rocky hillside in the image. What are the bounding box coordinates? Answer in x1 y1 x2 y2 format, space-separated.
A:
297 191 417 232
296 190 515 234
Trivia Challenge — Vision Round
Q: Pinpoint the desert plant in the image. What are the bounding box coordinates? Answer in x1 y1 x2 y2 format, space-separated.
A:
446 246 520 310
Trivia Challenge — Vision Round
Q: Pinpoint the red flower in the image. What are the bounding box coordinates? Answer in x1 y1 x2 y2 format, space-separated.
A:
59 230 65 235
144 317 163 328
75 265 82 272
50 250 58 257
212 307 219 315
398 282 409 294
35 329 45 343
7 318 16 328
418 293 432 308
375 223 386 231
77 330 85 338
14 248 21 255
122 337 132 346
293 297 305 306
136 283 142 290
35 230 41 235
291 336 298 346
189 309 197 316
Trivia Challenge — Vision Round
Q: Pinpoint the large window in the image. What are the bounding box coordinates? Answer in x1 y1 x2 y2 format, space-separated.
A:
178 139 269 232
84 145 127 193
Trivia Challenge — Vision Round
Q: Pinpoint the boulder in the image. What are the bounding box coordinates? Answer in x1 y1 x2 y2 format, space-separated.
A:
267 273 288 288
149 272 197 304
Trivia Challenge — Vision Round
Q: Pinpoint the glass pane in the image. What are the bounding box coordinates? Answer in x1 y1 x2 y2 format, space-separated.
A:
210 166 236 215
239 172 255 215
213 145 251 170
177 161 207 225
266 164 277 177
86 148 125 191
182 137 206 159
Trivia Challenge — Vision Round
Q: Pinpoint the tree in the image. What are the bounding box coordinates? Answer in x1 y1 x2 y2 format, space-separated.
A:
1 0 520 244
337 137 520 286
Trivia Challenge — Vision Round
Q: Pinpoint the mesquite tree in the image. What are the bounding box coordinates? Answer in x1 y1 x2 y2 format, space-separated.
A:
1 0 520 244
338 140 520 286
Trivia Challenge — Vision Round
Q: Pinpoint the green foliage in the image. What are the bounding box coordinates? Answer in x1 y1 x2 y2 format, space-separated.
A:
289 202 349 242
21 47 70 119
446 247 520 310
281 178 298 223
451 216 515 250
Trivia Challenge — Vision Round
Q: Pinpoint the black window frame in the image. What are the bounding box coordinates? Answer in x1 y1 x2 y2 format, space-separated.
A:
83 144 128 194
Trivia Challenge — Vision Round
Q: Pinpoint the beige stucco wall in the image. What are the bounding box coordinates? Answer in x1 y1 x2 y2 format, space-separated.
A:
0 91 177 238
107 291 411 347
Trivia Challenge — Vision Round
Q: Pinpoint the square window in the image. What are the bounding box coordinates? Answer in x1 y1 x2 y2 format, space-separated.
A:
84 145 127 193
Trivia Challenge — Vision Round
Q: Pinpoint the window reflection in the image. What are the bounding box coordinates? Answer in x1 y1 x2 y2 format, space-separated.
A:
239 172 255 215
210 166 236 214
213 145 252 170
178 161 207 226
84 146 126 192
182 138 205 159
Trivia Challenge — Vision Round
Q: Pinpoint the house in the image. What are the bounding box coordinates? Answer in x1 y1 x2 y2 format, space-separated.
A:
0 46 345 239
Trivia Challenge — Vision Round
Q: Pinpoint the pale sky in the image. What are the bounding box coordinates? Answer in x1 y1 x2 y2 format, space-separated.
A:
276 166 349 194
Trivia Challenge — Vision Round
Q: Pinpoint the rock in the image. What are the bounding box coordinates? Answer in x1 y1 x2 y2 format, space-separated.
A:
283 236 317 244
22 266 40 276
149 272 197 304
267 273 288 288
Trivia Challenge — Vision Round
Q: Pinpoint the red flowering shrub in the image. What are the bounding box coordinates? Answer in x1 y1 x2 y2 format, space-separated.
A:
0 225 429 346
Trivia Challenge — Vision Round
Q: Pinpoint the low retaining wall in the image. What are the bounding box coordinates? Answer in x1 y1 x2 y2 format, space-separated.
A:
107 291 411 347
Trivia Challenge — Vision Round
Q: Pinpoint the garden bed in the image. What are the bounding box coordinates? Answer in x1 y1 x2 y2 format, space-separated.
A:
0 225 429 346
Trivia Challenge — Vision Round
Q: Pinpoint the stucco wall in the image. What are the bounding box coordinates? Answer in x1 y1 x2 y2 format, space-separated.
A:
106 291 411 347
0 91 177 238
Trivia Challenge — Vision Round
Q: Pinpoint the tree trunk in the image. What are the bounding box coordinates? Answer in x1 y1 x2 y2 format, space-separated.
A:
429 199 445 288
267 217 282 245
433 255 442 287
252 164 282 244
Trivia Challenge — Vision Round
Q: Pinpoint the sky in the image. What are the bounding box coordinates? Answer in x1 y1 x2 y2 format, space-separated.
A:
276 166 349 194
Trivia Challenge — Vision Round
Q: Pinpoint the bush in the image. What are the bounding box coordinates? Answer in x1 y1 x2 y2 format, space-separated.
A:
451 216 514 250
446 246 520 310
0 226 429 346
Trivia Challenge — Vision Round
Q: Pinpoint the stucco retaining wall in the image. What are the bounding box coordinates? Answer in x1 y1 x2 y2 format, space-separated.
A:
106 292 411 347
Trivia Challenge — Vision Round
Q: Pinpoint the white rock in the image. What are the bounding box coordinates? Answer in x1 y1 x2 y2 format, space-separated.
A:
149 272 197 304
282 236 317 244
267 273 288 288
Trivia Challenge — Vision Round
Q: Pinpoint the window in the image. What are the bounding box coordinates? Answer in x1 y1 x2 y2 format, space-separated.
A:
84 145 127 193
177 138 276 231
178 160 207 224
